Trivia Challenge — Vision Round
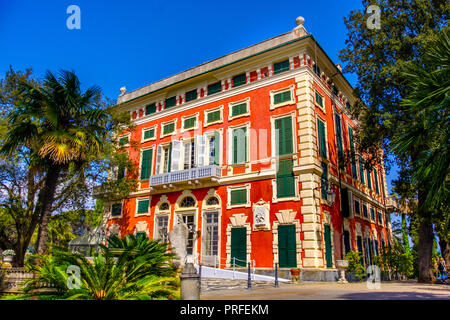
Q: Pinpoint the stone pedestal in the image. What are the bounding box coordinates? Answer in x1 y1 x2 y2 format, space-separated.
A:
179 263 200 300
336 260 349 283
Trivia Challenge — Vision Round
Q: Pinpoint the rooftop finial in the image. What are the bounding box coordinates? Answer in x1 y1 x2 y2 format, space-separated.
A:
120 86 127 96
293 16 307 38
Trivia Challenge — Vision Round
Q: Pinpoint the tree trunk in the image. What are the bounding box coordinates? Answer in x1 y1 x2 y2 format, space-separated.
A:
417 215 434 283
35 166 61 255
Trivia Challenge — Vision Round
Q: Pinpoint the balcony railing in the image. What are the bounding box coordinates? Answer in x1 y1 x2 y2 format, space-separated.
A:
150 165 221 187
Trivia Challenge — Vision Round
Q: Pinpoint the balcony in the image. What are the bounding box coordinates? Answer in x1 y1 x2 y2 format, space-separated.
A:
150 165 221 188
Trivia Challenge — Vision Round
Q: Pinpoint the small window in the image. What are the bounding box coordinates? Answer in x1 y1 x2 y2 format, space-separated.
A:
137 199 150 214
332 85 338 95
207 110 221 123
111 203 122 217
313 64 321 76
159 202 170 211
180 196 196 208
230 189 247 205
354 200 361 215
207 82 222 95
231 102 247 117
315 91 324 108
370 208 375 221
145 103 157 115
232 73 246 87
163 122 175 135
273 90 291 105
165 96 176 109
206 196 219 206
273 59 290 74
183 116 196 129
185 89 198 102
143 128 155 140
363 204 368 218
119 136 129 146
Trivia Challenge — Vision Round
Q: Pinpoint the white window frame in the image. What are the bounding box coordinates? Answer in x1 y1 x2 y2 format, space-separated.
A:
204 105 224 127
270 111 297 159
269 85 295 110
138 146 155 181
228 97 250 121
227 122 250 165
315 115 329 160
180 137 196 170
118 133 131 147
181 113 199 132
226 184 251 209
160 119 177 138
141 125 157 142
314 90 326 112
135 197 151 217
204 129 223 166
109 200 124 220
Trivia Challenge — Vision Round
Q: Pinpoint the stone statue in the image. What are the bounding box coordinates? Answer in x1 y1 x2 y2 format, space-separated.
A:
168 215 189 269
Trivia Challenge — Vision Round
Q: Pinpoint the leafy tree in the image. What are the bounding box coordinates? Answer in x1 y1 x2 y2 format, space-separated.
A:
339 0 449 282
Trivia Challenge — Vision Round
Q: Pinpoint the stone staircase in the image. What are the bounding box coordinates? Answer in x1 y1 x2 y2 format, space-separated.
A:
199 278 293 291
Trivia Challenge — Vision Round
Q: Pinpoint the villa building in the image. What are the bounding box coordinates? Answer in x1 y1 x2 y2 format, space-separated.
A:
104 18 392 279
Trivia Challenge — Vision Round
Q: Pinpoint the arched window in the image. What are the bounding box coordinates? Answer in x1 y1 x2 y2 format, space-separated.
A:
159 202 170 211
206 196 219 206
180 196 196 208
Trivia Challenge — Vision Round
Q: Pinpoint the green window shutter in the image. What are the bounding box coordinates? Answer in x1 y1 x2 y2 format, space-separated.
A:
140 149 153 180
111 203 122 216
145 103 156 115
232 127 247 164
332 85 338 95
378 211 383 224
207 82 221 95
273 59 290 74
324 225 333 268
168 143 172 173
374 169 380 194
370 208 375 220
348 127 357 179
119 136 129 146
230 189 247 205
184 117 196 129
275 117 293 156
277 159 295 198
315 91 323 108
367 169 372 189
317 119 327 159
207 110 221 123
163 122 175 135
354 200 361 215
273 90 291 105
278 224 297 268
359 156 365 185
232 73 246 87
363 204 368 218
214 131 220 165
231 228 247 267
334 113 343 160
143 128 154 140
165 96 176 109
321 162 328 200
137 199 149 214
344 230 351 255
232 103 247 117
185 89 197 102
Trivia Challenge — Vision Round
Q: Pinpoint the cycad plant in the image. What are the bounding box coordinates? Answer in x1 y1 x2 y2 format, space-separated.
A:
22 245 179 300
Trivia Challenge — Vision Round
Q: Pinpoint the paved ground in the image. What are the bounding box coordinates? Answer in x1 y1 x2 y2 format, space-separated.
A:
200 279 450 300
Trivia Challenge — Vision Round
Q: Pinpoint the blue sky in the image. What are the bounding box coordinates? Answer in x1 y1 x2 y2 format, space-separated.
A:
0 0 399 194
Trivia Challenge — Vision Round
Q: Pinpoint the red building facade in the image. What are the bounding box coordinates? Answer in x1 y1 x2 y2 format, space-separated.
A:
105 22 392 279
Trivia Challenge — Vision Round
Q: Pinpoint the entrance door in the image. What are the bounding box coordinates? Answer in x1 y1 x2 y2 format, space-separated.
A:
356 236 364 266
278 224 297 268
181 213 195 255
324 224 333 268
231 227 247 267
202 211 219 266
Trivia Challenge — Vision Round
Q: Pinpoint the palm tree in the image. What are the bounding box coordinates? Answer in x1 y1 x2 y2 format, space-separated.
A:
22 246 179 300
1 70 110 254
391 28 450 282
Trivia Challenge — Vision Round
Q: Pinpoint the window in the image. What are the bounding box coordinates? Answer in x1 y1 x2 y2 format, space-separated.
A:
143 128 155 140
273 90 291 105
137 199 150 215
321 162 328 200
354 199 361 216
378 210 383 225
348 126 358 179
183 140 196 170
273 59 290 74
363 204 368 218
185 89 197 102
367 169 372 189
204 212 219 257
332 85 338 95
180 196 196 208
207 82 221 95
374 169 380 194
161 144 172 173
275 116 293 156
208 131 220 165
119 136 129 147
111 203 122 217
155 215 169 242
117 164 125 180
370 207 375 221
206 196 219 206
145 103 157 115
163 122 175 135
231 126 247 164
232 73 246 87
206 109 221 124
359 156 365 185
159 202 169 211
317 118 327 159
346 102 351 110
230 189 247 205
277 159 295 198
315 91 324 108
334 112 343 160
183 116 197 130
140 148 153 180
165 96 176 109
231 102 248 117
